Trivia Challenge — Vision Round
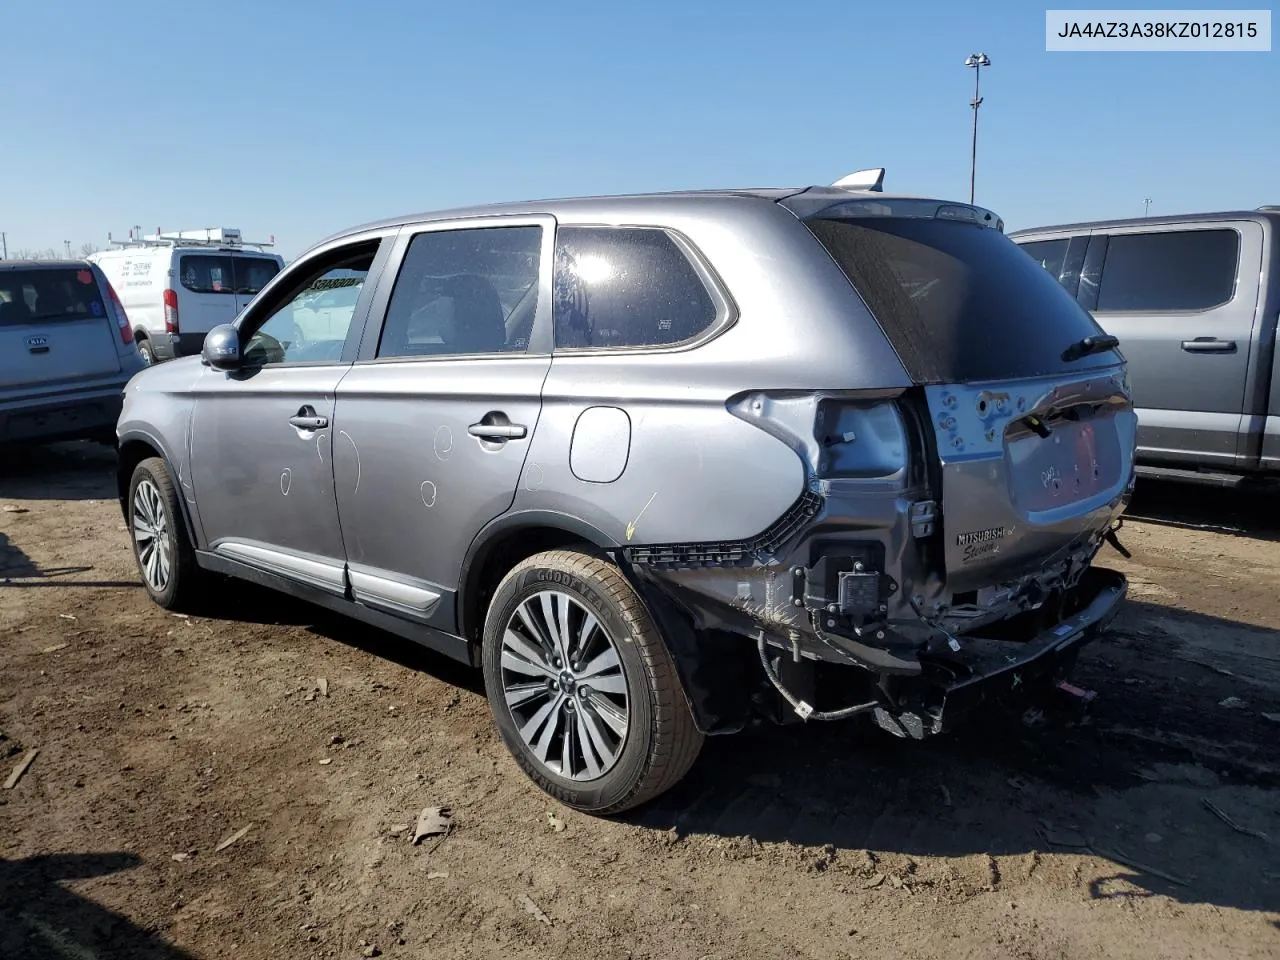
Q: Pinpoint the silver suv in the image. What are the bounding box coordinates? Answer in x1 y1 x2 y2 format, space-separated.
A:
115 172 1137 813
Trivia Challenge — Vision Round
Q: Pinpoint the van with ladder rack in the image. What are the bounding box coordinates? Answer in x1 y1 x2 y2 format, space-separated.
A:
89 227 284 365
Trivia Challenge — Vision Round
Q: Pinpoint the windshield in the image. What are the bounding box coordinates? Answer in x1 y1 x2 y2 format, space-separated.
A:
0 267 107 326
805 216 1120 383
179 254 280 296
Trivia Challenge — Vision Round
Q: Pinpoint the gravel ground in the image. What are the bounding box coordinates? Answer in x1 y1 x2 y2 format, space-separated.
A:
2 442 1278 960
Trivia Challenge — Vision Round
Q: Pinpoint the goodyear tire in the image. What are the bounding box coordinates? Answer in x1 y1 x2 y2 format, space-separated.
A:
481 549 703 814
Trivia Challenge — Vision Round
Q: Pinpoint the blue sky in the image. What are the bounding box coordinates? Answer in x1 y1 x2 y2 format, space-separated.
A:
3 0 1275 259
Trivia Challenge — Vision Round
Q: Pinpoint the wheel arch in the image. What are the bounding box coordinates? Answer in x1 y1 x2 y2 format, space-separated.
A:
116 431 201 549
459 510 750 736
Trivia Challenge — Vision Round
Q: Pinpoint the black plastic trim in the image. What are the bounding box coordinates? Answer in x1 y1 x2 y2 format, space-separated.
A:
624 489 823 570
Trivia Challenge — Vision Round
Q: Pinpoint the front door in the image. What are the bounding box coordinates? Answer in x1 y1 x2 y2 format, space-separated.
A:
332 218 553 628
188 237 389 594
1085 222 1264 468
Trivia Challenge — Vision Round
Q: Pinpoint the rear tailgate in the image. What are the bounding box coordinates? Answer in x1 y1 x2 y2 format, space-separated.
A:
0 265 122 390
799 203 1136 587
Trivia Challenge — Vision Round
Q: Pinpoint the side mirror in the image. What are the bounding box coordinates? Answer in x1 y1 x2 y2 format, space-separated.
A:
201 324 242 370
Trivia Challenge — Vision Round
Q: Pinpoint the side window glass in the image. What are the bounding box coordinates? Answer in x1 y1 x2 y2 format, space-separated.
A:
553 227 718 349
1017 239 1070 284
1096 229 1239 312
243 250 374 365
377 226 542 359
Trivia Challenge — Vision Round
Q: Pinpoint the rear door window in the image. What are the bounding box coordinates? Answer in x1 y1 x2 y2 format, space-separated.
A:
1095 229 1239 312
178 255 280 296
805 216 1118 383
0 267 106 325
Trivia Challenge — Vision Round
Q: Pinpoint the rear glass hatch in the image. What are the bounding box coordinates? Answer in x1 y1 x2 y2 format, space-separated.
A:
0 265 122 390
791 198 1134 588
178 253 281 327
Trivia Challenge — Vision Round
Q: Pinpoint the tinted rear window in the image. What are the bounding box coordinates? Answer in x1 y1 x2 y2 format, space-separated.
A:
1096 229 1239 312
0 267 107 326
179 255 280 295
805 217 1118 384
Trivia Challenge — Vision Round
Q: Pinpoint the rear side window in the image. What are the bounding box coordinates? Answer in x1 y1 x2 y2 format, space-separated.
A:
178 255 280 296
806 217 1117 384
1096 229 1239 312
553 227 717 349
378 225 542 359
1018 239 1069 281
0 267 106 326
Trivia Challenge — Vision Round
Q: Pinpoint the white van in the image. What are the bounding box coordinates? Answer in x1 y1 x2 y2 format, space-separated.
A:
89 228 284 364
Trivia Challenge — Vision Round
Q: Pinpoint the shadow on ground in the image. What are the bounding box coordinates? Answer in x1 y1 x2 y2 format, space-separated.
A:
0 441 117 502
1125 477 1280 542
0 852 195 960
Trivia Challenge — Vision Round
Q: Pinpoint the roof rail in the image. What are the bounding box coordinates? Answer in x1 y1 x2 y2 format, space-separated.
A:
1258 205 1280 212
107 226 276 251
831 168 885 192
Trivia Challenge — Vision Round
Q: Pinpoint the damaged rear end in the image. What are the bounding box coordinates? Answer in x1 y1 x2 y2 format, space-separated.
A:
627 191 1137 738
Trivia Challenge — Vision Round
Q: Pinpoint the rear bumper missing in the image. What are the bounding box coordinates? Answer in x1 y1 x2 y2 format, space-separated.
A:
891 566 1127 737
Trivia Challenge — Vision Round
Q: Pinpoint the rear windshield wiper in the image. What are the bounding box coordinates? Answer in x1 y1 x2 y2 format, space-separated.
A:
1061 334 1120 363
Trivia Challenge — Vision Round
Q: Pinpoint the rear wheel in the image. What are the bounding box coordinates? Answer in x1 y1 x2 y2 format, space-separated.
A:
127 457 204 611
481 550 703 814
136 338 155 365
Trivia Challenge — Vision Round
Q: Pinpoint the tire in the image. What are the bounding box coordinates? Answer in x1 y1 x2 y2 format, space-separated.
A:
126 457 204 611
481 550 703 814
136 338 155 365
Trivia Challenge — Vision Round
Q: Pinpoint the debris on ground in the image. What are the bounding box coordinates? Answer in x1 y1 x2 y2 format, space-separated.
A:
862 873 885 889
317 678 329 698
172 853 190 862
1263 712 1280 724
427 870 449 880
412 806 453 845
58 614 77 621
319 758 333 766
939 784 952 807
1144 832 1163 844
387 823 411 836
3 748 39 790
517 892 552 926
1202 797 1272 842
1006 776 1028 791
214 826 251 852
357 939 381 957
1218 696 1248 709
547 811 566 833
41 643 68 653
2 504 29 514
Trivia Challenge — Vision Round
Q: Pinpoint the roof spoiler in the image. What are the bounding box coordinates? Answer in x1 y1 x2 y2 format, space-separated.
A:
831 168 885 192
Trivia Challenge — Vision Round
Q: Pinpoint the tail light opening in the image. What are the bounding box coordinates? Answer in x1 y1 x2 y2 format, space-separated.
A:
163 288 180 334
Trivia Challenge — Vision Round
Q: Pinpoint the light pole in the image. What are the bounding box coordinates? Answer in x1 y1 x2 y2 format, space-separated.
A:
1143 197 1152 217
64 240 72 258
965 52 991 204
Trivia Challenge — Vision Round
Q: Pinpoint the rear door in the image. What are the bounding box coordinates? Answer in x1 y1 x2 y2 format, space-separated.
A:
230 253 282 316
0 265 122 389
1082 223 1263 468
175 252 255 335
332 217 552 630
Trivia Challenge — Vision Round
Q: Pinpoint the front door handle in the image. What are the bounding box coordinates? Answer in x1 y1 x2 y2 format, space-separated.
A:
289 405 329 431
1180 337 1237 354
468 422 527 441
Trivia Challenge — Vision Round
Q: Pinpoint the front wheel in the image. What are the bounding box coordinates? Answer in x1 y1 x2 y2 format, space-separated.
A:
127 457 204 611
481 550 703 814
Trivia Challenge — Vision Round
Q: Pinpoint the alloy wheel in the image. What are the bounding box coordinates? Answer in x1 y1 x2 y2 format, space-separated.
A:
499 590 630 780
132 478 172 592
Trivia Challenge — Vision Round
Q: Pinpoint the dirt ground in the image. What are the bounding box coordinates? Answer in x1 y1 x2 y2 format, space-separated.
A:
2 442 1278 960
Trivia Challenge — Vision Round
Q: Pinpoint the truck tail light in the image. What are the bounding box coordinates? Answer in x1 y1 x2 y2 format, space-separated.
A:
163 288 180 334
106 279 134 344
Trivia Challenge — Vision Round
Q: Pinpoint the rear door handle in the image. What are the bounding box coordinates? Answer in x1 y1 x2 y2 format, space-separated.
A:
289 405 329 431
468 422 527 440
1180 337 1237 354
